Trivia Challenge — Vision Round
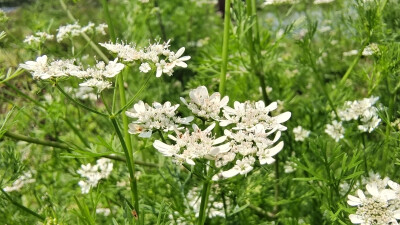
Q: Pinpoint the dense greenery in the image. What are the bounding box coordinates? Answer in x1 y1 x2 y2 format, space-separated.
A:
1 0 400 224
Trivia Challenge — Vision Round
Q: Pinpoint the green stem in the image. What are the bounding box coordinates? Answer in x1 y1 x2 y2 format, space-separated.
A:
197 165 214 225
219 0 231 97
4 82 45 109
56 84 108 117
100 0 116 43
110 118 140 220
154 0 167 40
0 189 45 221
3 131 158 167
63 118 90 148
115 75 152 115
339 43 366 87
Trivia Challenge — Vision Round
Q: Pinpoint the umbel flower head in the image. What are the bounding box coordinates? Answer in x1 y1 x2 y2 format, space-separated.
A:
20 55 125 92
180 86 229 120
347 179 400 225
132 86 291 180
99 40 190 77
153 123 231 165
126 101 194 138
77 158 113 194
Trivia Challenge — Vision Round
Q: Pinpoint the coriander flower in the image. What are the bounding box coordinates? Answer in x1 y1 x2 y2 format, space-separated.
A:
153 123 231 165
220 101 291 131
221 156 256 178
139 62 151 73
347 183 400 225
325 120 345 142
126 101 194 138
100 40 190 77
24 31 54 45
77 158 113 194
293 126 310 142
20 55 80 79
180 86 229 120
337 96 381 133
3 171 36 192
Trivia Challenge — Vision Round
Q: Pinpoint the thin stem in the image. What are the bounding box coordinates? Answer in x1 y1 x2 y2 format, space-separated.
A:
0 189 45 221
100 0 116 43
56 84 108 117
339 42 367 87
4 82 45 109
197 165 214 225
3 131 157 167
63 118 90 148
154 0 167 40
219 0 231 97
110 117 140 220
115 75 152 115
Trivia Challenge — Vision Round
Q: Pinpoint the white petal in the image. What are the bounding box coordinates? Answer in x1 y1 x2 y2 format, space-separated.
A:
347 195 362 206
265 102 277 111
180 97 188 106
274 112 291 123
153 140 174 156
204 123 216 133
213 136 227 145
349 214 363 224
266 141 284 157
221 168 239 178
138 131 152 138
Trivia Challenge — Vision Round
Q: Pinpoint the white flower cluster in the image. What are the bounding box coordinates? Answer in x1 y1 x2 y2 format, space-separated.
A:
314 0 335 4
263 0 299 5
347 178 400 225
3 171 36 192
180 86 229 120
148 86 291 179
23 31 54 45
99 40 190 77
293 125 310 142
217 101 291 179
77 158 113 194
325 96 381 142
154 123 230 165
325 120 345 142
126 101 194 138
338 96 381 133
362 43 379 56
56 22 108 42
20 55 125 92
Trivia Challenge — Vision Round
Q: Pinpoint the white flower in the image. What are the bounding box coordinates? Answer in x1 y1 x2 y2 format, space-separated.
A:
100 40 190 78
221 156 256 178
180 86 229 120
79 78 112 92
293 126 310 142
343 50 359 57
56 22 106 42
3 171 36 192
256 141 284 165
96 208 111 216
77 158 113 194
20 55 81 80
325 120 345 142
95 23 108 35
362 43 379 56
153 123 230 165
337 96 381 133
347 183 399 225
284 161 297 173
314 0 334 4
139 62 151 73
220 101 291 131
126 101 193 138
